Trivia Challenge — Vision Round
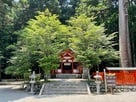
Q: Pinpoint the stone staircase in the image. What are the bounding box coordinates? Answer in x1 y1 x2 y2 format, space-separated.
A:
39 79 90 95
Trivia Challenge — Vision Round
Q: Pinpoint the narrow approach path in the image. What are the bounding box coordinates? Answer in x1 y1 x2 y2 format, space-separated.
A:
0 84 136 102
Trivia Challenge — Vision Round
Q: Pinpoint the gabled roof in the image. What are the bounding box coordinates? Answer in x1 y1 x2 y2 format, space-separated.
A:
58 48 76 60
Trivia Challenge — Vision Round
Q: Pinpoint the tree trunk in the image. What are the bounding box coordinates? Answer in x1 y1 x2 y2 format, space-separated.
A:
0 71 1 81
119 0 132 67
0 64 1 81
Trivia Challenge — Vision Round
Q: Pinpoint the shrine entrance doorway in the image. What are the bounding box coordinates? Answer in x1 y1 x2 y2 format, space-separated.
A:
62 62 72 73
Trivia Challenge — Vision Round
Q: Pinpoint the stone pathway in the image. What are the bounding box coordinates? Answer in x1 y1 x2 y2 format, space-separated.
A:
0 84 136 102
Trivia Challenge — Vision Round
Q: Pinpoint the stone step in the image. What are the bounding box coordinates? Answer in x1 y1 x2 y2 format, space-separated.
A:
56 74 81 79
44 88 88 91
42 91 88 95
44 87 87 90
44 89 88 91
47 81 86 83
46 83 86 88
45 86 86 88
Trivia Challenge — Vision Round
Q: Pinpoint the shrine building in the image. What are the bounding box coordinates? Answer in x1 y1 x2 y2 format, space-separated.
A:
51 49 83 75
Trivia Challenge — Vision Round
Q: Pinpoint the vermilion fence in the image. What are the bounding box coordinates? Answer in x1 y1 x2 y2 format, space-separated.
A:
106 67 136 85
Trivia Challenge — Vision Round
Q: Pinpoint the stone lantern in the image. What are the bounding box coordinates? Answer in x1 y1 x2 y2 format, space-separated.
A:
29 71 36 94
94 71 102 94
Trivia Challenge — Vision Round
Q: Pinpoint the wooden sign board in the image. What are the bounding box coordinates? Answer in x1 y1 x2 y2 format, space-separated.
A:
106 74 116 87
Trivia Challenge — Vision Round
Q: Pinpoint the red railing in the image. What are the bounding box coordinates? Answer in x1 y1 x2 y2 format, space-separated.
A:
106 68 136 85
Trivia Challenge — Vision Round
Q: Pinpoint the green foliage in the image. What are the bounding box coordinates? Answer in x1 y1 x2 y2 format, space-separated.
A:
5 9 119 77
23 72 41 82
59 0 79 23
0 51 4 80
15 10 69 76
5 46 31 76
74 0 120 67
24 72 31 81
13 0 61 30
0 51 4 60
0 0 17 79
5 0 136 77
76 0 107 18
38 55 59 75
68 14 118 68
77 49 101 68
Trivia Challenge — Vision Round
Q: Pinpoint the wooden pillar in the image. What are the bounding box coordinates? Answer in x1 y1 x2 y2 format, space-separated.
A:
0 64 1 81
72 60 74 73
61 62 63 73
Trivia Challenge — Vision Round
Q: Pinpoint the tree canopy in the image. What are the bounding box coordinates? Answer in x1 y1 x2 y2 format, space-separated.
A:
0 0 135 79
5 9 118 76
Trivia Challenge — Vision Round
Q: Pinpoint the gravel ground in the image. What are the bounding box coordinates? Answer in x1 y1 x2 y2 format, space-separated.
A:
0 85 136 102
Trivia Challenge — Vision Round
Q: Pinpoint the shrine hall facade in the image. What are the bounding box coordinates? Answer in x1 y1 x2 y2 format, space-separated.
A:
51 49 83 75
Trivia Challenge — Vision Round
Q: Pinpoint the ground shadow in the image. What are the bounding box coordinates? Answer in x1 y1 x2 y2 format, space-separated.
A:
0 85 32 102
